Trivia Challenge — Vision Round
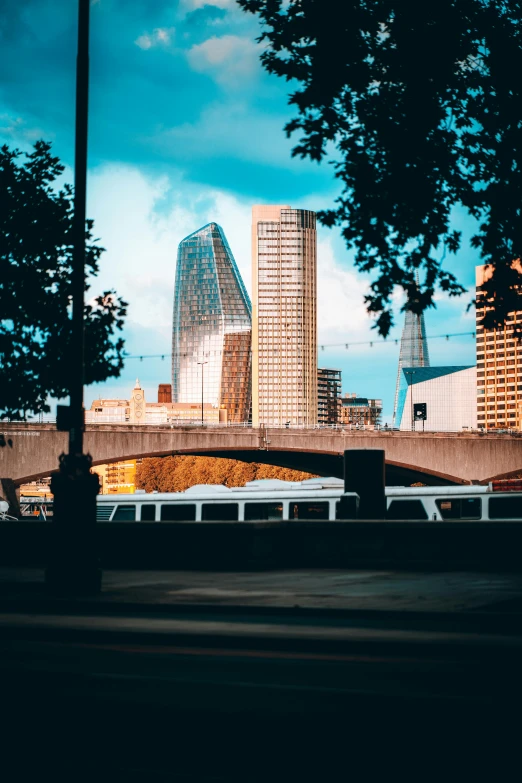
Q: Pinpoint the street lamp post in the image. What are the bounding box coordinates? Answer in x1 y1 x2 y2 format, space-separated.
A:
46 0 101 595
197 361 208 426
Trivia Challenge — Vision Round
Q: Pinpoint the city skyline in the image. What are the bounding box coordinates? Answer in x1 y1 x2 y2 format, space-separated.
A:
0 1 478 420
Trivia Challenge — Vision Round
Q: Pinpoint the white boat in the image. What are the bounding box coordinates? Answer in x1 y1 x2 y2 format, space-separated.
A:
95 477 522 522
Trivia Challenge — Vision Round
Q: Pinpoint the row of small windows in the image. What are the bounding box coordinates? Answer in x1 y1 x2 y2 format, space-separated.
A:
101 502 329 522
98 496 522 522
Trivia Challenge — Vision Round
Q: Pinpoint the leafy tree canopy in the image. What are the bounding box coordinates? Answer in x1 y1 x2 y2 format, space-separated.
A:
136 456 316 493
239 0 522 335
0 141 127 419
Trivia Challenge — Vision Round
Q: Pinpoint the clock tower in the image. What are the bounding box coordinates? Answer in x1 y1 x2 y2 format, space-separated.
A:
129 378 146 425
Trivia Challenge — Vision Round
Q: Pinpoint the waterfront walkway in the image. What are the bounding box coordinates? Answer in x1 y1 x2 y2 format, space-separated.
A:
2 566 522 614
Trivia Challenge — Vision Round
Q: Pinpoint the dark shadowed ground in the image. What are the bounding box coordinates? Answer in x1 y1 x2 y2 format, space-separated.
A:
1 567 522 781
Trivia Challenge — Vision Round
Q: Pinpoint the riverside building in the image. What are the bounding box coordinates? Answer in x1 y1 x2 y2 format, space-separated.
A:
252 205 318 427
340 393 383 429
317 368 342 426
85 380 228 426
172 223 252 423
396 366 477 432
476 264 522 430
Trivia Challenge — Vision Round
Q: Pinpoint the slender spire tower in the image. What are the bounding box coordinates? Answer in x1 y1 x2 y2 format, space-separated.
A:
392 304 430 427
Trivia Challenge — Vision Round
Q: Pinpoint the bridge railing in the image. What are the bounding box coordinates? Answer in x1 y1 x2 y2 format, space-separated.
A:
4 419 521 435
7 419 382 430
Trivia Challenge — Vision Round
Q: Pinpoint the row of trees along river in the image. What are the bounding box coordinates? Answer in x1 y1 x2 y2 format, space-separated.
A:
135 456 316 494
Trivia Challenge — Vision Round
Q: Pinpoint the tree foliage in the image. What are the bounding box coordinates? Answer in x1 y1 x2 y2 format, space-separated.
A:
135 456 316 493
239 0 522 334
0 141 127 419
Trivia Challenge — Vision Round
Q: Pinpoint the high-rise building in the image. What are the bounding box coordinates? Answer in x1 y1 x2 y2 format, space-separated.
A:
476 264 522 430
172 223 252 422
252 205 317 427
392 298 430 427
317 368 341 426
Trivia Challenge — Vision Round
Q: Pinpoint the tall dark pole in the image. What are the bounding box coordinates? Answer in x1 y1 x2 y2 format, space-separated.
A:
46 0 101 595
70 0 89 455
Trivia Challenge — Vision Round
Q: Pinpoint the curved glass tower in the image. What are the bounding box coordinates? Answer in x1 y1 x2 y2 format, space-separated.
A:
172 223 252 422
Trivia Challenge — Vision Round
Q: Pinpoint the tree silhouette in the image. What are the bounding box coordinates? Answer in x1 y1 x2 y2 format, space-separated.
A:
239 0 522 335
135 456 316 493
0 141 127 419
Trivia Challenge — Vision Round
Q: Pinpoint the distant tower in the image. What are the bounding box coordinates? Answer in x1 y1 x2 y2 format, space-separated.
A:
392 306 430 427
129 378 146 425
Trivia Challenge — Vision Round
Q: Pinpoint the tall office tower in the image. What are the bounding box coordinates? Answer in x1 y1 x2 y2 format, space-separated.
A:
476 264 522 430
392 296 430 426
172 223 252 423
252 206 318 427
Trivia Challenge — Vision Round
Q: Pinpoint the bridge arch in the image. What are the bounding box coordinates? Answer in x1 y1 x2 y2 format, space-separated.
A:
16 448 463 487
2 424 522 486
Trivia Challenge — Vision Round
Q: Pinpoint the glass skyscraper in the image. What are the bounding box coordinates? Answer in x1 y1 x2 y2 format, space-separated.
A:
392 278 430 427
172 223 252 422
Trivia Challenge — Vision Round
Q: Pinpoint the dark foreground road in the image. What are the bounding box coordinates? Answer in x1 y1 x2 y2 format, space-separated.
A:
2 568 522 781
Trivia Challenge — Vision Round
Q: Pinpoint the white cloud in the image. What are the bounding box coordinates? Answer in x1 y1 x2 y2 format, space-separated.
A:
0 113 50 143
316 236 374 345
88 165 191 340
86 165 255 342
87 163 376 346
135 27 175 50
187 34 262 86
182 0 236 9
148 101 300 169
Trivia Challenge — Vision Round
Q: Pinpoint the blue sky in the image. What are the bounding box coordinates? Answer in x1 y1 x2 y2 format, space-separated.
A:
0 0 479 421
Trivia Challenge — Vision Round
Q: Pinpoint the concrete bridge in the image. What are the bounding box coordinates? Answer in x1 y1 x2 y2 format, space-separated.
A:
1 423 522 486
